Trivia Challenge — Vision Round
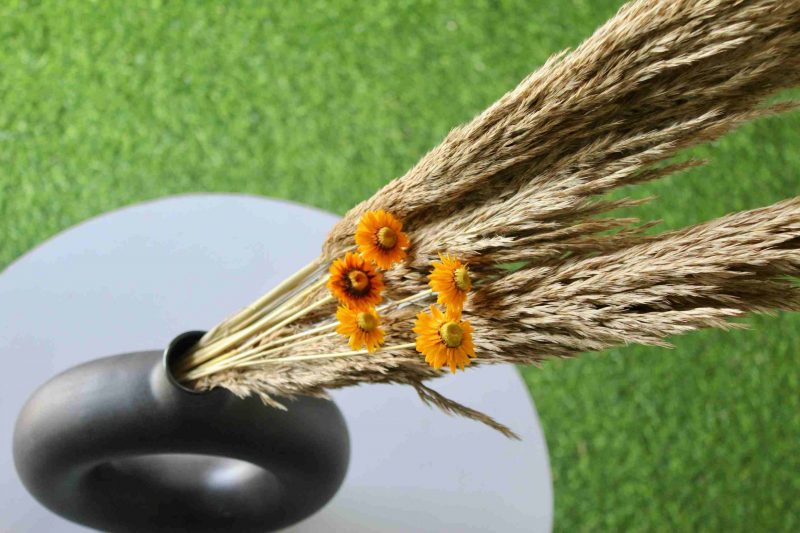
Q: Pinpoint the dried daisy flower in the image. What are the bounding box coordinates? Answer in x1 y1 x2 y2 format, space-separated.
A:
413 305 476 373
335 306 385 352
429 254 471 313
355 210 410 269
328 252 384 310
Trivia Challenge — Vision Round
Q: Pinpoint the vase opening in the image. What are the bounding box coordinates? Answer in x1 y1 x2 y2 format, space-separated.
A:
163 330 208 395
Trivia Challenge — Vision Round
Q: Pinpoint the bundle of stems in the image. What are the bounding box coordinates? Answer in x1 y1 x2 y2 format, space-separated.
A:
178 0 800 437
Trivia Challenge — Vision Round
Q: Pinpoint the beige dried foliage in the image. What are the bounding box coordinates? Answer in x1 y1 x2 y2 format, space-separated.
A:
190 0 800 436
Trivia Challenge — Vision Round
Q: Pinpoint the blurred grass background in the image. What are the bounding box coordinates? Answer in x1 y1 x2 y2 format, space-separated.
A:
1 0 798 530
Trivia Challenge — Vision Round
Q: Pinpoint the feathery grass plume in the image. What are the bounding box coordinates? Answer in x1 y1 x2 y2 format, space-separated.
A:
179 0 800 436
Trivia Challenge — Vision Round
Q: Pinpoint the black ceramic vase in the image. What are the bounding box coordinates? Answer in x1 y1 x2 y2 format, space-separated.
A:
13 331 350 533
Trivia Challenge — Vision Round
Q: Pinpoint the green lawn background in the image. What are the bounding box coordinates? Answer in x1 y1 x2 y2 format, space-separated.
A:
2 1 798 530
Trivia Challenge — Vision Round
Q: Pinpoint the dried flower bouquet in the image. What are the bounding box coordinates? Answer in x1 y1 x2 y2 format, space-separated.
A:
175 0 800 438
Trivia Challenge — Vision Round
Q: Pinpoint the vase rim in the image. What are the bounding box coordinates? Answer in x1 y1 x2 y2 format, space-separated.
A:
163 330 209 395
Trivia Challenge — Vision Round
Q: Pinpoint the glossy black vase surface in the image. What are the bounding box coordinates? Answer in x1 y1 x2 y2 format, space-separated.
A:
13 331 350 533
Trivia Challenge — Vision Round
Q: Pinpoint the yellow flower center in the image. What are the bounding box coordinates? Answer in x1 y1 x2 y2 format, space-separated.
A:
377 226 397 249
348 270 369 294
439 321 464 348
454 266 471 292
356 311 378 332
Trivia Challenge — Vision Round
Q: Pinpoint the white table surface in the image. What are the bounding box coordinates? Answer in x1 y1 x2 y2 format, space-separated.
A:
0 193 553 532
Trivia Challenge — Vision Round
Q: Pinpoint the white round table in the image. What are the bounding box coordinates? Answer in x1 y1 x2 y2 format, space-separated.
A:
0 194 553 532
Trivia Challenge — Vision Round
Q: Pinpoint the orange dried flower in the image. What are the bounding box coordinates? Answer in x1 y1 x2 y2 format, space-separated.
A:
428 254 471 313
328 252 384 310
413 305 476 373
355 210 411 269
335 306 385 352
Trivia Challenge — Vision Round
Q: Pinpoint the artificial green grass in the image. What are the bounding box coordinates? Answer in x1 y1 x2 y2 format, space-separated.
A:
2 1 798 530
